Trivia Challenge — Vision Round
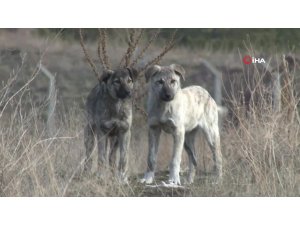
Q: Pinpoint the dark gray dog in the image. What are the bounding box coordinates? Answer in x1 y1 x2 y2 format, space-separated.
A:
84 68 137 182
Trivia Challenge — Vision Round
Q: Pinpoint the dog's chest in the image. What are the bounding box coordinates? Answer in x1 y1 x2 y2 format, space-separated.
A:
160 118 177 133
159 108 176 132
99 100 129 120
150 112 178 134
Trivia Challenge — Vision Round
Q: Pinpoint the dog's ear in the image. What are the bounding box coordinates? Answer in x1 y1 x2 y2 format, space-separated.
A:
170 64 185 81
126 67 138 81
145 65 161 82
99 69 114 83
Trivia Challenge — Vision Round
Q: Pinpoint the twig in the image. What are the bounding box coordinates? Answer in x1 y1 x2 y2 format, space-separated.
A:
98 29 110 70
79 29 101 80
130 29 160 68
139 29 178 74
0 62 41 118
119 29 136 68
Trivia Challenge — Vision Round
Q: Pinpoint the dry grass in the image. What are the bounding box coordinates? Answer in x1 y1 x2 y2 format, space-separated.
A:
1 86 299 196
0 29 300 196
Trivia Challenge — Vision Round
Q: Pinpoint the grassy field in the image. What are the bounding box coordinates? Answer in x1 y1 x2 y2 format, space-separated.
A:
0 29 299 196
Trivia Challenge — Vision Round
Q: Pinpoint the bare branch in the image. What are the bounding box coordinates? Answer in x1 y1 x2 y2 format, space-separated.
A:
79 29 100 80
119 29 136 68
98 29 110 70
134 29 144 46
125 29 136 66
129 29 144 62
130 29 160 67
0 62 41 118
97 30 105 69
139 29 177 74
133 102 148 119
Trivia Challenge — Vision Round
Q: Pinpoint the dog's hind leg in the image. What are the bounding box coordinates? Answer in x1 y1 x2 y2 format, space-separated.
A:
202 123 222 179
184 129 198 184
84 123 96 173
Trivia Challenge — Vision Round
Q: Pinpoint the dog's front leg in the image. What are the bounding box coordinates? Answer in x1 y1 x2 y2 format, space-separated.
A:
97 130 108 176
169 127 185 185
140 125 161 184
118 130 130 183
103 119 129 132
116 120 129 132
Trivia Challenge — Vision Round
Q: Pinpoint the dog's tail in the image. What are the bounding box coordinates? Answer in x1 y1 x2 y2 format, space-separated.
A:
217 105 228 118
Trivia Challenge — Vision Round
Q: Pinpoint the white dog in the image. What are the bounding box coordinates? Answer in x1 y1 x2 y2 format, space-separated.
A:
141 64 222 185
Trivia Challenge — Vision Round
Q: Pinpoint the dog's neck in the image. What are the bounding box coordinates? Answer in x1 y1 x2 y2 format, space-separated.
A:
100 82 120 103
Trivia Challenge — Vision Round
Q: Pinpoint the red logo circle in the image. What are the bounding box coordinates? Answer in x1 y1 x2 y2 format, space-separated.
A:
243 55 252 65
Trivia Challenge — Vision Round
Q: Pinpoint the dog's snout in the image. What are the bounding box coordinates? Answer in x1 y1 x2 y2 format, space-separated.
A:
165 93 171 99
160 88 174 102
117 86 131 99
123 87 131 97
125 90 131 97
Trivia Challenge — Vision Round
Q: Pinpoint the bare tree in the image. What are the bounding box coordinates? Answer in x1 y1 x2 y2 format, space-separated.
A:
79 28 178 117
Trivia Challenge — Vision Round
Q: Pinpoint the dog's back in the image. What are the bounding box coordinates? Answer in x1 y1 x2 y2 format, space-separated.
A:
176 85 219 131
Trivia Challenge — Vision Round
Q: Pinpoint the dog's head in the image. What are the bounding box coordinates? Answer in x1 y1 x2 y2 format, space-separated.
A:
100 67 138 100
145 64 185 102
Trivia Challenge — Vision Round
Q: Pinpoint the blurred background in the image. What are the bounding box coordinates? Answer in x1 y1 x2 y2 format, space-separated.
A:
0 28 299 196
1 28 300 111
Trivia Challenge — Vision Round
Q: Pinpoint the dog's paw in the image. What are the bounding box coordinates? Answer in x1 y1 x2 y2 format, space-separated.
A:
140 171 154 184
161 181 183 188
168 173 181 185
103 120 117 129
184 177 194 186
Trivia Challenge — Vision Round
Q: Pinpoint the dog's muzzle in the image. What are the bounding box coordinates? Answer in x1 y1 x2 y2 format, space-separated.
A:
161 94 173 101
160 90 174 102
160 86 175 102
117 88 131 99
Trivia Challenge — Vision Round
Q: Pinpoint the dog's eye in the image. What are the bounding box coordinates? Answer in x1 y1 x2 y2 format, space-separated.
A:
171 79 176 84
113 80 120 85
156 79 164 85
127 78 132 83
